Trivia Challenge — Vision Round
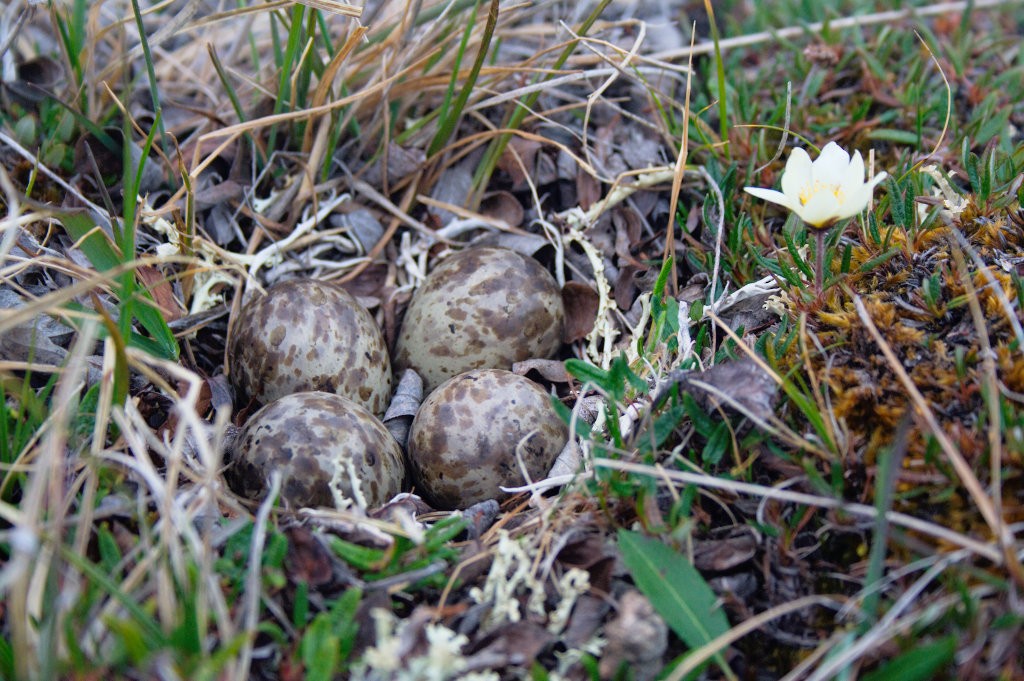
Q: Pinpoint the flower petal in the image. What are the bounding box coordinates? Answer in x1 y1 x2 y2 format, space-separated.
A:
798 189 840 227
834 184 874 220
744 186 801 213
781 147 813 200
867 170 888 190
847 151 866 184
813 142 851 185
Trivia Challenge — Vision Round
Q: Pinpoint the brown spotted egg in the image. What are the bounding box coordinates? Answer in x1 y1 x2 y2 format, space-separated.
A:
394 247 564 393
230 279 391 414
227 391 404 509
408 369 568 510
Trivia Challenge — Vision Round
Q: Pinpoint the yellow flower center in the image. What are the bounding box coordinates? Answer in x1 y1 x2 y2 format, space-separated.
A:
799 181 845 206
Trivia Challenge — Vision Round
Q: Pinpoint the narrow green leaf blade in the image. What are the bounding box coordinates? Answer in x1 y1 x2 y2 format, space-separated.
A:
56 210 123 272
617 529 730 652
860 636 956 681
564 359 611 389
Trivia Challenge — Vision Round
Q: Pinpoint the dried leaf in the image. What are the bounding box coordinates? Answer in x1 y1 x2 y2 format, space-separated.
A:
329 206 384 254
660 357 778 424
576 169 601 211
619 129 663 171
598 590 668 681
428 162 473 225
463 621 553 671
691 528 758 572
562 594 609 648
471 231 550 257
511 358 569 383
463 499 499 539
1 56 65 107
547 439 583 478
610 263 636 311
361 142 425 186
497 137 541 189
338 263 389 300
561 281 599 343
479 190 524 227
136 265 184 323
192 178 243 211
284 526 336 589
383 368 423 449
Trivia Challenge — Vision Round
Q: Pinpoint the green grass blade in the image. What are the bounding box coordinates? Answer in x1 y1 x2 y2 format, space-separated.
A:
617 529 731 674
704 0 730 158
54 211 179 360
470 0 613 205
128 0 169 160
428 0 498 157
268 4 307 152
57 210 124 272
60 547 166 648
859 637 956 681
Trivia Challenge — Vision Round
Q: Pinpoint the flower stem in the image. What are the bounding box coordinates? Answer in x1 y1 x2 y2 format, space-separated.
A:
814 229 826 296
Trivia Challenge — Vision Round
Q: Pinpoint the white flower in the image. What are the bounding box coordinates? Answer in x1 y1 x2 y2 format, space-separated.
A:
745 141 887 229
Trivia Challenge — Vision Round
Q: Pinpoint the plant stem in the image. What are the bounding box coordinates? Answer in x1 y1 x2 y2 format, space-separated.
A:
814 229 826 296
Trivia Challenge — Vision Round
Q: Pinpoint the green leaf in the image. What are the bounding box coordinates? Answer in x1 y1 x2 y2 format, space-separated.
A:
425 514 469 550
638 403 687 454
57 210 124 272
53 211 179 360
565 359 611 390
860 637 956 681
97 525 122 576
617 529 730 668
428 0 498 156
301 612 340 681
61 547 165 648
551 396 593 439
681 393 713 436
0 635 14 681
702 423 730 466
328 537 386 571
866 128 920 145
330 588 362 667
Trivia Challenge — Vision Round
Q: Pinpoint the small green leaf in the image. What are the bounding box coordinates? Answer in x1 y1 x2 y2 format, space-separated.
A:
608 354 647 398
651 256 674 299
617 529 730 669
702 423 730 466
551 397 593 439
866 128 920 145
97 525 122 576
57 210 124 272
52 211 179 360
328 537 386 571
638 403 687 454
425 514 469 550
565 359 611 390
301 613 340 681
860 636 956 681
0 635 14 681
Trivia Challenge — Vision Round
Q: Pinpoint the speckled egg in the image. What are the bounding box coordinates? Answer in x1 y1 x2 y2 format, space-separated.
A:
394 247 564 392
408 369 568 510
230 279 391 414
227 391 405 509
